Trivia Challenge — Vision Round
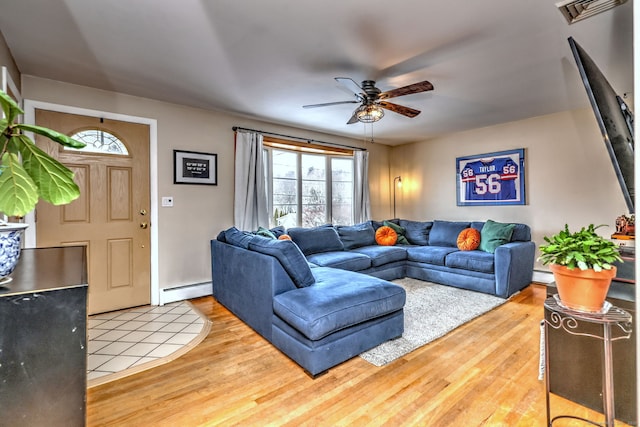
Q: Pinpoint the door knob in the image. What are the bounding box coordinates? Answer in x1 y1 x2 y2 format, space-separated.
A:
140 222 149 229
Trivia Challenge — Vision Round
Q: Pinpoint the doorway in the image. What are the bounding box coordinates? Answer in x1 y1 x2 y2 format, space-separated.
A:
34 109 153 314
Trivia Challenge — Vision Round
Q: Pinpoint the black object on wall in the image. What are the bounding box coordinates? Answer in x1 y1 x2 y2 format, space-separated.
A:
569 36 635 214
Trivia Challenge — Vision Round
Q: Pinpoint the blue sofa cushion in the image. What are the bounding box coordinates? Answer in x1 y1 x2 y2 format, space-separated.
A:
336 222 376 250
352 245 407 267
399 220 433 245
223 227 255 249
248 236 316 288
306 251 371 271
273 267 406 340
429 220 471 247
445 250 495 274
406 246 459 266
479 219 515 254
370 218 399 230
288 225 344 256
510 224 531 242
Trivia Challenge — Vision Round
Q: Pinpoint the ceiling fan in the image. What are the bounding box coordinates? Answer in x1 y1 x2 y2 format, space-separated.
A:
303 77 434 124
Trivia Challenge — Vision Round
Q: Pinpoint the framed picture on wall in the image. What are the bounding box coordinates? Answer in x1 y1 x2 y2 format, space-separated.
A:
173 150 218 185
456 148 525 206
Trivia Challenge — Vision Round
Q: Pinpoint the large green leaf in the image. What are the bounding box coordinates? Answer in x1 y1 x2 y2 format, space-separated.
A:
17 123 86 149
0 118 9 148
15 135 80 205
0 152 39 216
0 90 23 123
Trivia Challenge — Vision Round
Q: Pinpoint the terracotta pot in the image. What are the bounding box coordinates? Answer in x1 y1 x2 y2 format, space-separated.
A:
550 263 616 312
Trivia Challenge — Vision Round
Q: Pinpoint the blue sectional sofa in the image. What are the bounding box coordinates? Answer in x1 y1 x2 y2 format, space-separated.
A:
211 219 535 376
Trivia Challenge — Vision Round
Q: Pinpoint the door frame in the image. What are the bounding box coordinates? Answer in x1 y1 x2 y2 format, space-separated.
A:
23 99 160 305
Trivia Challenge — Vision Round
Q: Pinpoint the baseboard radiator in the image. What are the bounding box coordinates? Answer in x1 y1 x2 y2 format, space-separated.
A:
160 281 212 305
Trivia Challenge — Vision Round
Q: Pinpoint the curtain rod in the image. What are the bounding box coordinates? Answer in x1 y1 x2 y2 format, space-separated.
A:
232 126 367 151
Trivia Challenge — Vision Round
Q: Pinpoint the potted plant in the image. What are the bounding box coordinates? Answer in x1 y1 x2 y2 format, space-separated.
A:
539 223 622 312
0 89 85 281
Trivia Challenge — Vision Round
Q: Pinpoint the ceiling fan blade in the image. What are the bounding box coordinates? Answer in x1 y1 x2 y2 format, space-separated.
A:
378 101 421 118
346 109 360 125
379 80 434 100
303 100 359 109
335 77 365 96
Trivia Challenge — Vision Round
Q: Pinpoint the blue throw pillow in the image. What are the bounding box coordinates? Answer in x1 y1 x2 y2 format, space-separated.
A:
269 226 286 238
336 222 376 250
287 225 344 256
248 236 316 288
428 220 471 247
399 220 433 245
223 227 255 249
479 219 515 253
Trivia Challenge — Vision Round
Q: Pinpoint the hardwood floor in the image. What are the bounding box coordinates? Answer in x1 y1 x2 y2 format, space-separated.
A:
87 284 633 426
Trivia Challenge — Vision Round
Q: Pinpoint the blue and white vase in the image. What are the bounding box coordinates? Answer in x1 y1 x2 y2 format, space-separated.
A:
0 222 28 279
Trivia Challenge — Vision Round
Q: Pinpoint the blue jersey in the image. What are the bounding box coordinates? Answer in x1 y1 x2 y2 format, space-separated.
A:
460 158 518 201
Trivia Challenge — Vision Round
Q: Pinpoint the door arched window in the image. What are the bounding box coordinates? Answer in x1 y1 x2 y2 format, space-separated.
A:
66 129 129 155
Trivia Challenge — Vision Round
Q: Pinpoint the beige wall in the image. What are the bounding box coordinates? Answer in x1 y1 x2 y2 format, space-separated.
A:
21 75 390 291
390 109 629 270
0 30 20 93
20 74 632 278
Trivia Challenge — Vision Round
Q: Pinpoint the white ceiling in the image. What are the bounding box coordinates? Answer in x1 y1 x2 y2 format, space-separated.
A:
0 0 633 145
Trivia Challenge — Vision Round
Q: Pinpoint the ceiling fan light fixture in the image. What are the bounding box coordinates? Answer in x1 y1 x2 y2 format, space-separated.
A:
356 104 384 123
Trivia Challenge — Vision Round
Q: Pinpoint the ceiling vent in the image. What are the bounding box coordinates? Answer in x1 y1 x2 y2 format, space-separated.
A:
556 0 628 24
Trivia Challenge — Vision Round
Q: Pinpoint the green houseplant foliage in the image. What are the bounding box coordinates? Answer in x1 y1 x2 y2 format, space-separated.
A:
538 224 622 272
0 90 85 217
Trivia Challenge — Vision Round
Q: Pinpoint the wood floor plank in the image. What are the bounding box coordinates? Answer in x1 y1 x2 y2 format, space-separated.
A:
87 284 634 426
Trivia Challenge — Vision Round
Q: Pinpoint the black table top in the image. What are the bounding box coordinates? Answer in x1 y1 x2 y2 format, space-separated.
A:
0 246 87 297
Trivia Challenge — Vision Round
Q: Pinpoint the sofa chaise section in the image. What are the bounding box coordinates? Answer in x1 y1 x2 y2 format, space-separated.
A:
211 236 406 376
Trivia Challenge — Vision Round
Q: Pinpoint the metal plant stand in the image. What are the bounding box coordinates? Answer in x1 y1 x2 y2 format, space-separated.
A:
544 296 632 427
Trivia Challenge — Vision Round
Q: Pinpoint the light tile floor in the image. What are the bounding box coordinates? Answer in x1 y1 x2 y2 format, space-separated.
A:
87 301 209 386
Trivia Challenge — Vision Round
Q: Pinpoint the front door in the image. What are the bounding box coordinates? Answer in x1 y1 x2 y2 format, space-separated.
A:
34 109 151 314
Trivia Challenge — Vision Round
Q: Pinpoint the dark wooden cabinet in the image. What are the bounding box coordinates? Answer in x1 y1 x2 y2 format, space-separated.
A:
0 247 88 427
546 281 637 425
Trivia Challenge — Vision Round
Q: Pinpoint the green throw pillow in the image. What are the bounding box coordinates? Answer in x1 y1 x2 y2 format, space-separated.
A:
479 219 515 254
256 226 277 239
383 220 409 245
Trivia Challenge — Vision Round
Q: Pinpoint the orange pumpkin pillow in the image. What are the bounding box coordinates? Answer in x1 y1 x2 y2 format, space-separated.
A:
457 228 481 251
375 225 398 246
278 234 292 241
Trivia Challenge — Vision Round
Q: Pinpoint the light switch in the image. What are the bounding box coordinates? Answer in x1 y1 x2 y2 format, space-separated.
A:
162 196 174 207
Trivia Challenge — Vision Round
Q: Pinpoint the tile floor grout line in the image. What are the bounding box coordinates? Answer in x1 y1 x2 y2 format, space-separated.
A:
87 300 210 386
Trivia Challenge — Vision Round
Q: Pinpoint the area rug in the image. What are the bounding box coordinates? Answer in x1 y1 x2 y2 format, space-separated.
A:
360 278 508 366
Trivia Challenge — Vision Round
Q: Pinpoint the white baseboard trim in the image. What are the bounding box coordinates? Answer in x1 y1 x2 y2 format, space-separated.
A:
158 271 553 305
160 282 212 305
532 270 553 284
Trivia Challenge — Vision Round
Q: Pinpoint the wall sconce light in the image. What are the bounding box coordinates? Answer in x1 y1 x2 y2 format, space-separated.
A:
393 176 402 218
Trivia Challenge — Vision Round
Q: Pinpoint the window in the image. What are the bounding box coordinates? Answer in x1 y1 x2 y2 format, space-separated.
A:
265 140 354 228
67 129 129 155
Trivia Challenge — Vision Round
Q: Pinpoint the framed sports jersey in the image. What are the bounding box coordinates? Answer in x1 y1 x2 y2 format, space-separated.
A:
456 148 526 206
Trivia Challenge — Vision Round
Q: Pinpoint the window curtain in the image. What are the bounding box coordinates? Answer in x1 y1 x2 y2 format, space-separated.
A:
353 150 371 223
234 131 268 230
